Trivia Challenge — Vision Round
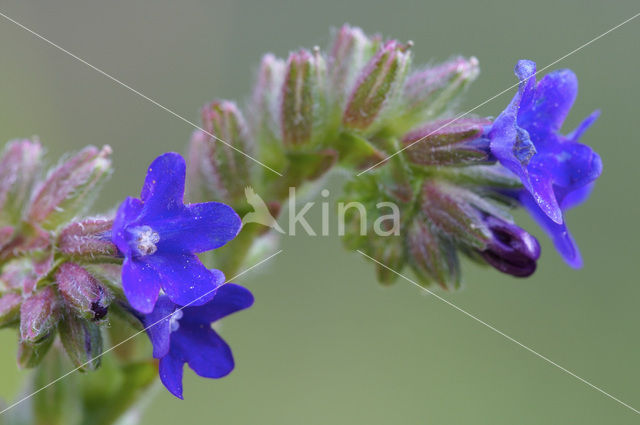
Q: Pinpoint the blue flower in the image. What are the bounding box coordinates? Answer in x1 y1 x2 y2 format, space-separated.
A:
489 60 602 225
488 60 602 267
140 283 254 399
112 153 241 313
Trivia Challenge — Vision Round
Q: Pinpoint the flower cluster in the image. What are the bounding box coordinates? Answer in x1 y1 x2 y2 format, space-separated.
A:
0 23 603 423
186 24 601 289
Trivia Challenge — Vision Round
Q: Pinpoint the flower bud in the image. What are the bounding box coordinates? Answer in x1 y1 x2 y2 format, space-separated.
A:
58 217 117 258
56 262 112 321
58 313 103 370
406 214 460 290
420 180 493 249
20 286 60 343
280 49 327 148
27 145 112 230
17 332 55 369
250 53 286 141
0 226 13 251
328 24 377 104
0 292 22 327
403 56 479 119
402 118 491 166
0 139 43 225
197 100 254 203
480 215 540 277
342 40 412 132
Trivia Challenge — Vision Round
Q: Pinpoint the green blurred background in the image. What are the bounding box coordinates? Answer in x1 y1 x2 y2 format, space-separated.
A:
1 0 639 423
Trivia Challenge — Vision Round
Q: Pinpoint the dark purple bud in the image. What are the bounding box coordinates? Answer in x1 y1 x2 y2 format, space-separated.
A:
280 49 326 147
328 24 376 104
404 56 479 118
343 40 411 131
20 286 60 343
406 214 460 290
250 53 286 140
402 118 492 166
480 215 540 277
0 139 43 224
58 312 103 370
56 262 112 321
58 218 117 258
196 100 254 203
0 292 22 327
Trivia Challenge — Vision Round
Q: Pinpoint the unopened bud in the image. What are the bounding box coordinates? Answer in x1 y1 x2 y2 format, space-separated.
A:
480 215 540 277
20 286 60 343
402 118 491 166
58 313 103 370
0 139 43 224
197 100 254 203
17 332 55 369
403 56 479 120
343 40 411 132
56 262 112 321
0 226 13 251
250 53 286 141
420 181 492 250
406 214 460 290
328 24 377 104
58 217 116 258
280 49 327 148
0 292 22 327
27 145 112 230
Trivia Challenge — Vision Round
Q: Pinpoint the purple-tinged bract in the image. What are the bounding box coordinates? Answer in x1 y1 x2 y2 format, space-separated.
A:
111 153 241 314
140 283 254 399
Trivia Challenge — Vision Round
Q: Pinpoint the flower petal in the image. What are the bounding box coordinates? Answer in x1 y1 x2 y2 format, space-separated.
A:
141 296 176 358
159 352 185 399
111 197 143 256
173 326 235 379
146 253 224 307
182 284 254 325
151 202 241 254
140 153 186 215
520 191 582 268
519 69 578 140
121 258 161 314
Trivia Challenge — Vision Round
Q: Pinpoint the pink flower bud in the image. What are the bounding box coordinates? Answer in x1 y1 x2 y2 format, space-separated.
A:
343 40 412 131
0 292 22 327
406 214 460 290
196 100 253 203
56 262 112 321
402 118 491 166
250 54 286 138
328 24 376 104
20 286 60 343
280 49 327 147
27 145 112 230
0 139 43 225
403 56 479 119
58 217 117 258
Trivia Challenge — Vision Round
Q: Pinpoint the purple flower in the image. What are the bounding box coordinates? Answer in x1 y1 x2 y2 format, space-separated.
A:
112 153 241 313
488 60 602 225
140 283 254 399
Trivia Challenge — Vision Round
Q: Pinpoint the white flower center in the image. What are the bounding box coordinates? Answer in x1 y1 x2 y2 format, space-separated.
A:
130 225 160 256
169 309 183 333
